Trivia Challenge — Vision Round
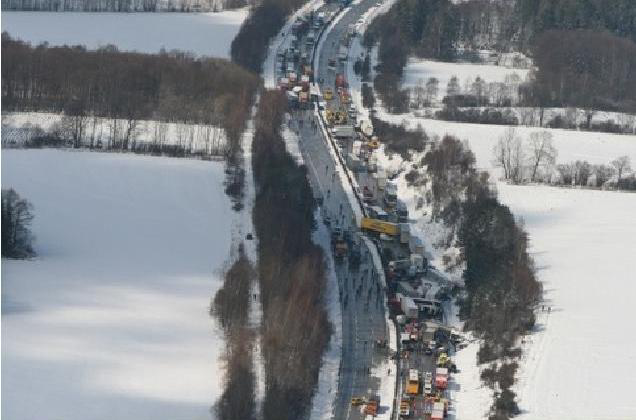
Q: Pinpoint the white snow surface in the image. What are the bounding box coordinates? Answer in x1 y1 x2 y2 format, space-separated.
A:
450 337 492 419
496 184 636 420
376 112 636 172
1 149 232 420
402 58 530 100
1 10 247 58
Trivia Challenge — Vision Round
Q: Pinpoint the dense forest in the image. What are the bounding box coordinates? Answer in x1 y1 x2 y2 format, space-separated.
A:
231 0 305 73
515 0 636 47
251 90 331 420
365 0 636 114
1 0 247 12
522 30 636 113
2 33 259 158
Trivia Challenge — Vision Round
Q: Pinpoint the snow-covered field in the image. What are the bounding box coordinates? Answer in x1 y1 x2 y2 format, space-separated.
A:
1 9 247 57
377 113 636 172
402 58 530 101
2 149 232 420
496 184 636 419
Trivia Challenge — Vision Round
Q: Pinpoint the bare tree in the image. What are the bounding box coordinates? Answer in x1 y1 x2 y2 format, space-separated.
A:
447 75 460 97
425 77 439 106
471 75 486 105
411 79 426 109
492 127 522 181
611 156 632 182
527 131 557 182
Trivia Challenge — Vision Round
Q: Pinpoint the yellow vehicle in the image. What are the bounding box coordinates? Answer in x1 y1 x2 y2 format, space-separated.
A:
325 109 335 124
334 110 347 125
360 217 399 236
366 139 380 149
324 88 333 100
351 397 365 406
437 352 450 367
406 368 419 395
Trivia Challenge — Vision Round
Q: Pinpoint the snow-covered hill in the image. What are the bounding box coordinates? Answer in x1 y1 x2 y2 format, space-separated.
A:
1 149 232 420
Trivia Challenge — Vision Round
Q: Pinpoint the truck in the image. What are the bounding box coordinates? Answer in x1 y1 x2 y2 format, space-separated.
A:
376 171 387 190
435 367 449 390
362 185 374 203
399 399 410 416
360 217 398 236
384 182 398 209
399 223 410 244
396 200 408 223
431 401 447 420
332 125 356 139
406 369 419 395
335 73 347 89
338 44 348 61
401 296 419 319
389 259 411 273
300 74 310 90
364 396 379 416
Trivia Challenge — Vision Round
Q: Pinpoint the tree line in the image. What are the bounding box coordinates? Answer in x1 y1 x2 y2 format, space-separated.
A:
2 189 36 258
492 127 635 190
251 90 331 420
211 244 257 420
231 0 306 73
2 33 260 159
402 132 540 420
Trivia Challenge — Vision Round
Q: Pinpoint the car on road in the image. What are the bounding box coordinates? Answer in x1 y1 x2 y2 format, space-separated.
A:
351 397 365 406
324 88 333 100
399 398 411 416
424 382 433 396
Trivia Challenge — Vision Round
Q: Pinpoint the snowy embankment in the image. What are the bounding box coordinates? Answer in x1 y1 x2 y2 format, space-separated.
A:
2 112 228 153
497 184 636 420
1 149 233 420
308 215 344 420
1 9 247 58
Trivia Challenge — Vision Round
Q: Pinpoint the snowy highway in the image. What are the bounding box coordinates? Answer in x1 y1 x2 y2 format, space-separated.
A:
272 0 398 418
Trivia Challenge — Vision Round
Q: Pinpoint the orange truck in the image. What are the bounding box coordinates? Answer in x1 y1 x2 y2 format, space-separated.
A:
406 368 419 395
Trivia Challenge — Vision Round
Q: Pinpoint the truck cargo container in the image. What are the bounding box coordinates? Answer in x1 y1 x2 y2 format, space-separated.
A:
435 367 449 389
360 217 398 236
338 44 348 61
406 369 419 395
399 223 410 244
401 296 419 319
